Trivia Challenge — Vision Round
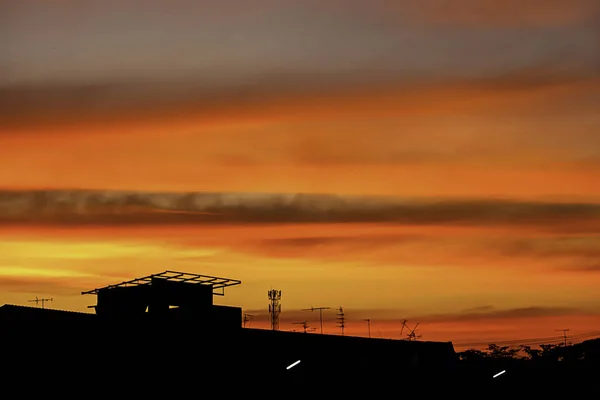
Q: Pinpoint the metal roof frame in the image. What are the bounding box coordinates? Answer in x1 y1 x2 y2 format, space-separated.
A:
81 270 241 296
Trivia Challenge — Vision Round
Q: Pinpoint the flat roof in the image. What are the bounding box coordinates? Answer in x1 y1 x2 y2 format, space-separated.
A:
81 270 241 296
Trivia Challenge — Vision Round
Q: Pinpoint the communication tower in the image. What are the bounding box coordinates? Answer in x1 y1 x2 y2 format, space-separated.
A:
268 289 282 331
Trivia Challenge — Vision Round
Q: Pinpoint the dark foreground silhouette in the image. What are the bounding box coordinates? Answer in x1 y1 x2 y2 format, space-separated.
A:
2 270 598 396
2 319 599 397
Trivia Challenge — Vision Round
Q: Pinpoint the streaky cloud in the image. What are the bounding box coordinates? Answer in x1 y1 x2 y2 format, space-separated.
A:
413 306 588 323
1 189 600 227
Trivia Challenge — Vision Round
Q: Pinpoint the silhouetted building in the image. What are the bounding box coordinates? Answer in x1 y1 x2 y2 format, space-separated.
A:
81 270 242 330
0 304 96 322
1 270 459 389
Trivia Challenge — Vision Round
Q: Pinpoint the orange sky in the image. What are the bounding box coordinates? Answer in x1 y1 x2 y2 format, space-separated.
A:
1 0 599 350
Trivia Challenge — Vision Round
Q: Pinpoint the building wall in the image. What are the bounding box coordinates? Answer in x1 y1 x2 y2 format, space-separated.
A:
212 305 242 331
96 285 149 318
150 278 213 309
93 280 214 319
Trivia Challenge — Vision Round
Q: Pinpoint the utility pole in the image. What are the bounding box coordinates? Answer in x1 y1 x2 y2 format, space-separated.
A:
555 329 570 346
302 306 330 334
336 306 346 336
28 296 53 309
364 318 371 338
243 313 254 328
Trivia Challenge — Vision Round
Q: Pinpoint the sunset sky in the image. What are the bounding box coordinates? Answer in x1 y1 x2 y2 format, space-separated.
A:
1 0 600 349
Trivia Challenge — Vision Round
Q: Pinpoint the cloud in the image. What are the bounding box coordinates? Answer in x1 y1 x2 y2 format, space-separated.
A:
2 189 600 227
238 234 438 265
461 305 495 313
395 0 600 28
255 234 422 249
415 306 585 323
5 1 597 83
498 236 600 259
2 69 598 130
242 305 590 326
256 235 600 256
237 233 600 272
559 263 600 273
2 0 598 129
0 276 101 297
0 75 390 128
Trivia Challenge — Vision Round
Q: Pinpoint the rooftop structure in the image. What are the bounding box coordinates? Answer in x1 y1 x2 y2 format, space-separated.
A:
81 270 242 326
81 270 241 296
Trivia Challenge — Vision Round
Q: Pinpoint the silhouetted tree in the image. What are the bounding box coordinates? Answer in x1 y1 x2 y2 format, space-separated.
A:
520 345 542 360
539 344 562 362
486 344 521 359
460 339 600 374
458 349 487 362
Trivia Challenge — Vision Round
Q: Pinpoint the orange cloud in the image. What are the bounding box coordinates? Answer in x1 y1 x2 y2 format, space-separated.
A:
1 69 598 198
2 69 597 131
2 221 599 310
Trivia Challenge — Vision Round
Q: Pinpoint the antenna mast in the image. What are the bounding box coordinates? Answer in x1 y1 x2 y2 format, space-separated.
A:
243 313 254 328
302 306 331 334
268 289 282 331
293 320 315 333
364 318 371 338
405 321 422 341
400 319 408 337
336 306 346 336
28 296 53 309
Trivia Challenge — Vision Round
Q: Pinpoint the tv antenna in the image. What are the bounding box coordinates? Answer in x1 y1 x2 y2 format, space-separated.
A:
243 313 254 328
302 306 331 334
364 318 371 338
555 328 570 346
405 321 422 341
336 306 346 336
268 289 282 331
28 296 53 309
293 321 316 333
400 319 408 337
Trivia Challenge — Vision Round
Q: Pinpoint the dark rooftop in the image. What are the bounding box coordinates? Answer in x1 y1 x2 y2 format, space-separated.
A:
0 304 96 320
0 304 91 314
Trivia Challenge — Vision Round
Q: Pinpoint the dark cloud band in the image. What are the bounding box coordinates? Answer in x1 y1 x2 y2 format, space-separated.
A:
1 189 599 226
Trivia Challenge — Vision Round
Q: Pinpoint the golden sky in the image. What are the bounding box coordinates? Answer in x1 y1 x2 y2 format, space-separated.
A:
1 0 599 349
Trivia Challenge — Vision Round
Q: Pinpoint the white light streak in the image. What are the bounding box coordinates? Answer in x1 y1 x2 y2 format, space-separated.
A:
286 360 301 370
493 370 506 378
